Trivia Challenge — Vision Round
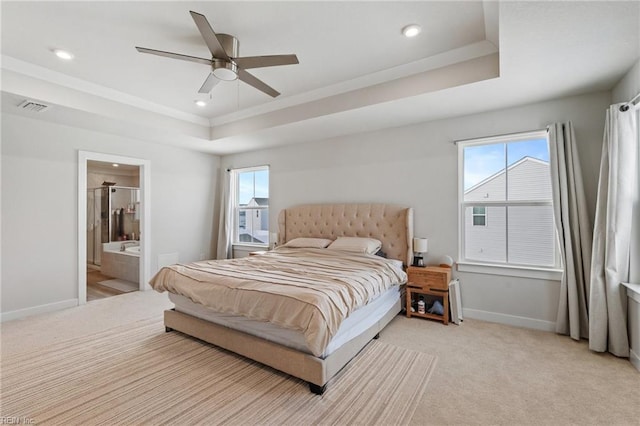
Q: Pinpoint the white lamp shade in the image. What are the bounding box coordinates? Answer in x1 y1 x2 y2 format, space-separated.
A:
413 238 428 253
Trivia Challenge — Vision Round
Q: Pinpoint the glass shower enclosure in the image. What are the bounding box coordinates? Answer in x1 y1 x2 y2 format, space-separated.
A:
86 186 140 266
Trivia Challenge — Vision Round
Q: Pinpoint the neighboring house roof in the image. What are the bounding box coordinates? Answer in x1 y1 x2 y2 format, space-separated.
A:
239 197 269 207
464 156 549 194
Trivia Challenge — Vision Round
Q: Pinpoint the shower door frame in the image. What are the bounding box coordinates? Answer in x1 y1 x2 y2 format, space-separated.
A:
77 151 151 305
86 187 102 266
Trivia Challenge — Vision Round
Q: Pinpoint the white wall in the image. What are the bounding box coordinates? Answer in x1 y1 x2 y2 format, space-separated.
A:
221 91 611 329
1 113 220 316
88 170 139 189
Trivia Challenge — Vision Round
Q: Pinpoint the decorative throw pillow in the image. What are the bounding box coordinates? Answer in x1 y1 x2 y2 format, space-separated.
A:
282 237 334 249
327 237 382 254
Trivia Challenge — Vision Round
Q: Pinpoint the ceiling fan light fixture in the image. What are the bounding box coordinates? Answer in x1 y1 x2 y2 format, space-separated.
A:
212 61 238 81
402 24 422 38
213 67 237 81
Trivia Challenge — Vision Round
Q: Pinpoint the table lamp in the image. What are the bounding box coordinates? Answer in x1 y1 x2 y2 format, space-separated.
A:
413 237 428 267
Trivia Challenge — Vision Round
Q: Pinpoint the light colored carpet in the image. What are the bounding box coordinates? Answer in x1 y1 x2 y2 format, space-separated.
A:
2 291 638 425
1 316 436 425
96 278 138 293
382 316 640 425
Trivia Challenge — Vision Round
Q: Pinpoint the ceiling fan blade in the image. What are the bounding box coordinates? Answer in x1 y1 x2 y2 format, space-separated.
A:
234 54 299 70
135 47 212 66
189 11 229 60
238 69 280 97
198 73 219 94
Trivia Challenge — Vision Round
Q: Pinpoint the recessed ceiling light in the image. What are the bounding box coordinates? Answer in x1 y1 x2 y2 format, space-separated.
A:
112 163 119 168
402 24 422 38
195 100 207 107
53 49 74 60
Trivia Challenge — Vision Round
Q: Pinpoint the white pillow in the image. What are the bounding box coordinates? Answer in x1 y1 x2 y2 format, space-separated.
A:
327 237 382 254
282 237 334 249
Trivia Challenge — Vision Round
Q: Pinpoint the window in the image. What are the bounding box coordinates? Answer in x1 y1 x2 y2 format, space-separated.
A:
232 166 269 245
472 206 486 226
458 130 559 274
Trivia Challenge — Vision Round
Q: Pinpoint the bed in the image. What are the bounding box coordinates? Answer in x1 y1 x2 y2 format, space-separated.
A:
150 203 414 394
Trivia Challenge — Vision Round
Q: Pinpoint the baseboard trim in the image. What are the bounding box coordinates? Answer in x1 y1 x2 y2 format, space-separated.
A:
0 299 78 322
630 348 640 372
462 308 556 332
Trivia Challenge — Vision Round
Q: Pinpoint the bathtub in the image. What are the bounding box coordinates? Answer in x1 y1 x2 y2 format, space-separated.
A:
101 241 140 284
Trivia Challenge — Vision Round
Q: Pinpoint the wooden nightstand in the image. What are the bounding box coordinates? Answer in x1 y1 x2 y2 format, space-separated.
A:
406 266 451 324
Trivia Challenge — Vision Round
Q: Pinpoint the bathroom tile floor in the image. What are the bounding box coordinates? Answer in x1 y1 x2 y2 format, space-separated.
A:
87 270 128 301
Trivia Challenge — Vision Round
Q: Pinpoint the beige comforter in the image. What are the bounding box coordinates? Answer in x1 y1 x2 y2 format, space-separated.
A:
149 247 406 356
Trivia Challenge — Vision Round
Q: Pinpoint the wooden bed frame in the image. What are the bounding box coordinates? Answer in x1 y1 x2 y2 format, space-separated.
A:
164 203 414 394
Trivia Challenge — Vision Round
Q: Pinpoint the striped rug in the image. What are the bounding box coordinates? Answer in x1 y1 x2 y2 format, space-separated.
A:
1 317 437 425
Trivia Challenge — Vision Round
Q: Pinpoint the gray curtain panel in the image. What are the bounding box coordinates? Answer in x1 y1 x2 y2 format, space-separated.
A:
549 122 592 340
216 169 236 260
589 104 638 357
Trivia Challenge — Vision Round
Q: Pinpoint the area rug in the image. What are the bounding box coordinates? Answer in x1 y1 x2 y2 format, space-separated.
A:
96 278 138 292
0 317 437 425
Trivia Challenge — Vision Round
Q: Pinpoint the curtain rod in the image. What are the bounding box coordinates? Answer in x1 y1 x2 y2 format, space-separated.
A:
226 164 270 172
620 92 640 112
452 128 546 145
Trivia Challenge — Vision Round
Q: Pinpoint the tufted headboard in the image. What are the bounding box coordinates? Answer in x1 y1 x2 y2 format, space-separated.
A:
277 203 414 266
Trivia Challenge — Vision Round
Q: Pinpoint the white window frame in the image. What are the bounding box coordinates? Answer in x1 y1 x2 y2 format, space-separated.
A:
231 165 269 249
457 130 563 280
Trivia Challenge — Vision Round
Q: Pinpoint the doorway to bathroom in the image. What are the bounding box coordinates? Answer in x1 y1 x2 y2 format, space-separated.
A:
86 162 141 301
78 151 151 305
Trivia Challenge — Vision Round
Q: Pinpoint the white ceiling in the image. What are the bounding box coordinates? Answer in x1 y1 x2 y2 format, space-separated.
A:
1 1 638 155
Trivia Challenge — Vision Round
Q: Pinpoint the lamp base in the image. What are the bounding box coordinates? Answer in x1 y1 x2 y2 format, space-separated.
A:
412 255 425 267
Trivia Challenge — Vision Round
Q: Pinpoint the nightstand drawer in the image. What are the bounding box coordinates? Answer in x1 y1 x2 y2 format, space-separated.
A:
407 266 451 290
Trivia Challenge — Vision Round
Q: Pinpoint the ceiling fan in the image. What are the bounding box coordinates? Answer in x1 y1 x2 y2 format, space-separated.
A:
136 11 299 97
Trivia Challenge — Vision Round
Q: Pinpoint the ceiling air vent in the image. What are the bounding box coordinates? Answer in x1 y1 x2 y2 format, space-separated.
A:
17 100 50 112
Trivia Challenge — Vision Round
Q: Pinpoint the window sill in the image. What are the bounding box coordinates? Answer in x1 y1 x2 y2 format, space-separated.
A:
622 283 640 304
456 261 563 281
233 243 269 250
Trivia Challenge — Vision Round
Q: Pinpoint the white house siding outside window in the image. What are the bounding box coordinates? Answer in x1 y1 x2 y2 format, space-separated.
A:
458 130 559 275
233 166 269 246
